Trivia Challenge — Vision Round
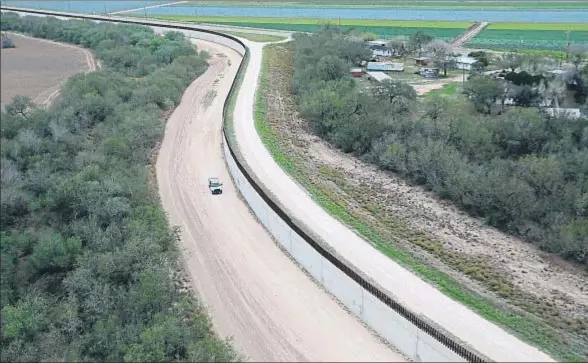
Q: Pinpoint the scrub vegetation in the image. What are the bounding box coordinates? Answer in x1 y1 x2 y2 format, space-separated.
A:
0 12 239 362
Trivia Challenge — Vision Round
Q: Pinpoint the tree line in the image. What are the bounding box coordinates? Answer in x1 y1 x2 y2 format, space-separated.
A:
291 26 588 266
1 12 239 361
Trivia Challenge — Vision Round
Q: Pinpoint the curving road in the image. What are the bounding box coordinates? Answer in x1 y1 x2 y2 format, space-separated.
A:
155 37 405 362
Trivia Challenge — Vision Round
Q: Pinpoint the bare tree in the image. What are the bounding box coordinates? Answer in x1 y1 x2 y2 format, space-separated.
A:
408 31 434 57
425 40 455 77
568 43 588 71
499 53 525 72
387 38 407 57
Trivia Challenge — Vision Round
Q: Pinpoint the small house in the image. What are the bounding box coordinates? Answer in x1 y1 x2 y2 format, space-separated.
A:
351 67 362 78
455 56 478 71
370 44 393 58
414 57 430 66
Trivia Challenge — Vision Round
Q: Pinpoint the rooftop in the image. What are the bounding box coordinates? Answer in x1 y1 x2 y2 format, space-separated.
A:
455 56 478 64
366 71 392 83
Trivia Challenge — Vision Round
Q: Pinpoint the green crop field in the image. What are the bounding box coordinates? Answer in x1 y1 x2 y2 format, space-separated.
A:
487 22 588 31
139 15 470 40
180 1 588 10
467 23 588 50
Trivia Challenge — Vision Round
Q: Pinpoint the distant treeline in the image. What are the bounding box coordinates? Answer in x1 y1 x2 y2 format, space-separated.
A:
291 26 588 266
0 12 238 361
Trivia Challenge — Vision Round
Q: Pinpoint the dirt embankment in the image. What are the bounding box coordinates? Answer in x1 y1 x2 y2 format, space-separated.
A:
263 42 588 356
1 32 97 110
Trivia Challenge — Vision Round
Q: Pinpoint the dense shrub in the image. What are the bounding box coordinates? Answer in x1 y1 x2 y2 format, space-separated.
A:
291 27 588 266
0 12 238 361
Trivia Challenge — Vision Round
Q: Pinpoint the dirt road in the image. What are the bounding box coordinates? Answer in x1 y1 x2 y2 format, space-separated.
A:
450 22 489 47
232 41 555 362
155 38 405 362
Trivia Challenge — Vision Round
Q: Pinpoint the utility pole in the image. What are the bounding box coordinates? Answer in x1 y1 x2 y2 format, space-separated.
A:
565 30 571 61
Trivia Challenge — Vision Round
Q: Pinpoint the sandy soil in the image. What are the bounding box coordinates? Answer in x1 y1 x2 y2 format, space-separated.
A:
1 32 96 110
155 38 405 362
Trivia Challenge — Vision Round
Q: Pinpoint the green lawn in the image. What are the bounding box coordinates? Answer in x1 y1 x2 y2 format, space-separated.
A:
424 82 460 97
179 1 588 10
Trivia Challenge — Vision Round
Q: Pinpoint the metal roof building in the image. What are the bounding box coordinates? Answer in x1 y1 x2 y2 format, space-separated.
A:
367 62 404 72
366 71 392 83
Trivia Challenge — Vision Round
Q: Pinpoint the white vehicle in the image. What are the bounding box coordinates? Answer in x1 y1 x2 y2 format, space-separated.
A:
208 177 223 195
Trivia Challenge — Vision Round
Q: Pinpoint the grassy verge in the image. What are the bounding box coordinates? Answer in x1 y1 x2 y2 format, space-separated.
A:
223 50 249 144
222 30 286 42
253 43 586 362
179 1 588 9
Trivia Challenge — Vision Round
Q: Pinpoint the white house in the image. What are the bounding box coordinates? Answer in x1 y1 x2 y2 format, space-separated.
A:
455 56 478 70
370 44 393 58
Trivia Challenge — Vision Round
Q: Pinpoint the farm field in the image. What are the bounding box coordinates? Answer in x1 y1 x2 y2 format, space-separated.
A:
0 32 93 110
0 1 170 14
135 15 471 40
180 1 588 10
136 5 586 22
466 22 588 50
